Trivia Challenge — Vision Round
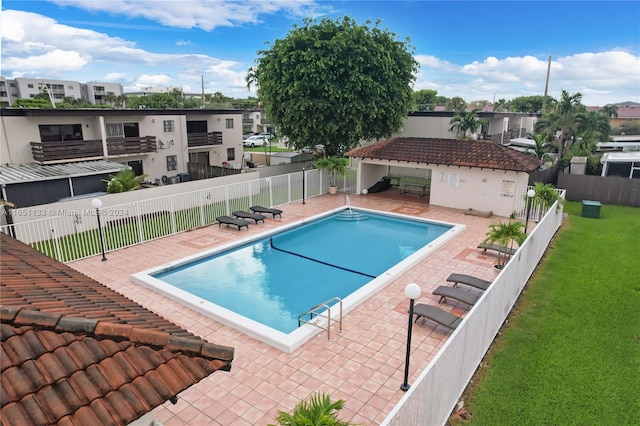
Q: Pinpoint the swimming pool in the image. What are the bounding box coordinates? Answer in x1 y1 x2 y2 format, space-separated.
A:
132 207 464 352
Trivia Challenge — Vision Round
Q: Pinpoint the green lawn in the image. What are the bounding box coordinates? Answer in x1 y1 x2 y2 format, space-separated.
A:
458 202 640 425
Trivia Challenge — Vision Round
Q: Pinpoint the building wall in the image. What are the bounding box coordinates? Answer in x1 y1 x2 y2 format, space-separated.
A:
1 115 99 164
14 78 83 103
1 110 244 183
84 82 124 104
355 158 528 217
430 166 528 216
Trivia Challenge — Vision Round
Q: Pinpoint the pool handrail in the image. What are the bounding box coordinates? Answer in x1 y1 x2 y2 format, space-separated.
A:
298 296 343 341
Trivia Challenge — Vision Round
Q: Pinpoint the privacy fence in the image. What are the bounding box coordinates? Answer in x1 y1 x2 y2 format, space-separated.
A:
382 193 565 426
558 173 640 207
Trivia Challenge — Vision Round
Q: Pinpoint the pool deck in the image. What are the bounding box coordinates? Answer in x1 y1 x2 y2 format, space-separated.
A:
69 192 516 425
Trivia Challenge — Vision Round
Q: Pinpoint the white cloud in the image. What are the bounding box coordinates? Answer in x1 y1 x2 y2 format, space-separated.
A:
3 49 90 72
50 0 328 31
414 51 640 105
2 7 638 106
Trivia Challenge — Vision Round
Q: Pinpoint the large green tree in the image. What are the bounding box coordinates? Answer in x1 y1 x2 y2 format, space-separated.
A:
507 95 546 113
247 16 418 156
413 89 439 111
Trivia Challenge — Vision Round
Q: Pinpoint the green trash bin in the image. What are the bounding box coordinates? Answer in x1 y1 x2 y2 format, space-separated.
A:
581 200 601 218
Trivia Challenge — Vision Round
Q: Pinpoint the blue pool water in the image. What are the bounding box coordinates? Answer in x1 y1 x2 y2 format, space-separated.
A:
153 209 451 334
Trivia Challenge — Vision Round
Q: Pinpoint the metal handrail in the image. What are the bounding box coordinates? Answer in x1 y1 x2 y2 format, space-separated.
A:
298 297 343 341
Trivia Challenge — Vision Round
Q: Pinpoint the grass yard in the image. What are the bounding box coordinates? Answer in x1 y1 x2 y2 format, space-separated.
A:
456 201 640 425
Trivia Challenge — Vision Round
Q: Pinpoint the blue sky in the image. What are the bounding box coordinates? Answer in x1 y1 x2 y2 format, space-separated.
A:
2 0 639 106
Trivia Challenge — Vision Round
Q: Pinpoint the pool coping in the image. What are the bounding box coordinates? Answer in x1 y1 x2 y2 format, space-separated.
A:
131 206 465 352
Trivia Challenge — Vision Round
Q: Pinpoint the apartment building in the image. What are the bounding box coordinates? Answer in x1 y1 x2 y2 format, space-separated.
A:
0 108 243 207
0 76 124 106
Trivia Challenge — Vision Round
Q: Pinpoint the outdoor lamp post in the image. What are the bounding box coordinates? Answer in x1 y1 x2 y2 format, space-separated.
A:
302 167 306 204
524 188 536 234
91 198 107 261
401 282 422 391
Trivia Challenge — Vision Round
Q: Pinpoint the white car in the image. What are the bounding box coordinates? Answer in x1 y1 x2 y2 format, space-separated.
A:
243 135 268 147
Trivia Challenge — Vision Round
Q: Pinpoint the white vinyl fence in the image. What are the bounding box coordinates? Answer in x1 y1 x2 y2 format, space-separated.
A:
382 191 565 426
1 168 352 262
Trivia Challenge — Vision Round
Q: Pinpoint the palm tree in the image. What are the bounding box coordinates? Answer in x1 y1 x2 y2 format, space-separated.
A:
449 108 484 139
315 156 348 192
483 220 526 269
102 168 147 193
104 92 117 107
270 393 355 426
527 133 558 163
531 182 564 211
599 104 619 119
534 90 585 160
575 110 612 148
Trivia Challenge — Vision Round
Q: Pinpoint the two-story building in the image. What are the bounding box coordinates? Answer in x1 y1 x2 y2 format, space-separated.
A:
0 108 243 207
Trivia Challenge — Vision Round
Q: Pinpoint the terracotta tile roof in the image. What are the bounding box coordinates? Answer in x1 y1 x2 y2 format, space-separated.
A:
345 137 540 173
0 233 234 426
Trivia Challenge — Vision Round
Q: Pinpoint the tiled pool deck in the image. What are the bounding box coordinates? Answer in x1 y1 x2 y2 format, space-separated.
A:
70 192 512 425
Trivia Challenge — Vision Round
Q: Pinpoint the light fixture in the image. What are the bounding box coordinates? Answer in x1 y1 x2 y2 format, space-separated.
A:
401 283 421 391
525 188 536 234
91 198 107 261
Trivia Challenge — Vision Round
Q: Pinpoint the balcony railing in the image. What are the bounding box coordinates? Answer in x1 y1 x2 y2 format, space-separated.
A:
242 118 254 124
187 132 223 147
106 136 157 156
31 140 103 164
31 136 157 164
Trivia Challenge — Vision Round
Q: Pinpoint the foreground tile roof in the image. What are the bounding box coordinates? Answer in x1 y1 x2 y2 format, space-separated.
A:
0 233 234 426
345 137 541 173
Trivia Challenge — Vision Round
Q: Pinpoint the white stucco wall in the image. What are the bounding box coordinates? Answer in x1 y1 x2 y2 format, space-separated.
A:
1 111 243 183
429 166 528 216
355 159 528 217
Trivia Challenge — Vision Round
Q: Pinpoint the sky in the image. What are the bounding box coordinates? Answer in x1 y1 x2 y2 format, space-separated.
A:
1 0 639 106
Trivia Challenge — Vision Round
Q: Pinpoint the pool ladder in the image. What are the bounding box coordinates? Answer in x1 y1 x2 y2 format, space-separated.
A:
298 297 343 341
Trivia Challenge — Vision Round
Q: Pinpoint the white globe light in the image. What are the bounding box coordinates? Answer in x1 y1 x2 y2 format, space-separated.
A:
404 283 421 299
527 189 536 198
362 189 368 195
91 198 102 209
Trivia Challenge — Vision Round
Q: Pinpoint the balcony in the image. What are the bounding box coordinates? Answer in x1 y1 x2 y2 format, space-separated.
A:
187 132 223 147
31 136 157 164
31 140 103 164
106 136 157 156
242 118 254 124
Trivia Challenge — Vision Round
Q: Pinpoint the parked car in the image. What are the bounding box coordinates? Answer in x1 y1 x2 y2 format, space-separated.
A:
243 135 268 147
259 132 276 140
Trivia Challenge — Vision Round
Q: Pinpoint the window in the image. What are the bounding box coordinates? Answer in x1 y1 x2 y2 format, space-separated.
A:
166 155 178 171
163 120 175 132
106 122 140 138
225 118 234 129
27 84 34 88
187 120 207 133
106 123 124 138
39 124 83 142
227 148 235 161
68 85 74 90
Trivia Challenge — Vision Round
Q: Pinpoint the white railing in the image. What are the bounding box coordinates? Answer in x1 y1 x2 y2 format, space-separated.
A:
382 196 565 426
1 168 347 262
512 185 564 222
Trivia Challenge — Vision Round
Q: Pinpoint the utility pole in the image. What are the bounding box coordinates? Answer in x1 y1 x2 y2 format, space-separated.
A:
542 53 552 113
201 75 205 108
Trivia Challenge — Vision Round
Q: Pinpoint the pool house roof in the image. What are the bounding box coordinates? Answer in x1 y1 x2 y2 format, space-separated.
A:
345 137 541 173
0 233 234 425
